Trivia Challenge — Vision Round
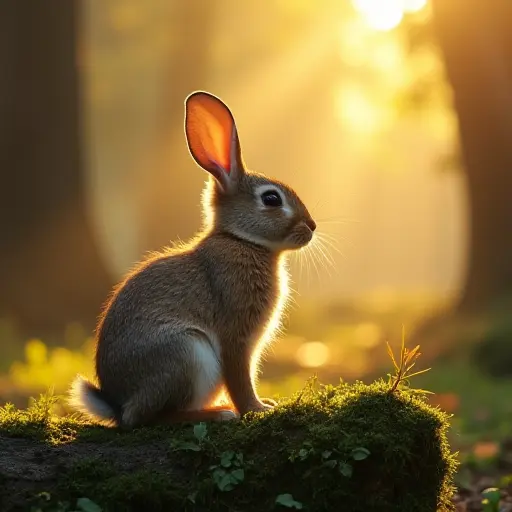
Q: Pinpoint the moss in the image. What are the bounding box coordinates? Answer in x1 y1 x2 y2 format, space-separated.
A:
0 379 457 512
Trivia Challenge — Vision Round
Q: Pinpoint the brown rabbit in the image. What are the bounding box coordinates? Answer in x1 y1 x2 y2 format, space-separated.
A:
69 91 316 427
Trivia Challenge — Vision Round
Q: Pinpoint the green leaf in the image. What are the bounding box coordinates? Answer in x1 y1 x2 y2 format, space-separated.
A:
322 459 337 469
193 422 208 441
298 448 310 460
322 450 332 459
231 468 245 482
481 487 501 511
221 450 235 467
339 462 353 477
275 494 303 509
212 467 226 478
212 468 226 487
351 447 371 461
173 441 201 452
187 491 197 504
77 497 103 512
212 467 244 492
218 473 235 491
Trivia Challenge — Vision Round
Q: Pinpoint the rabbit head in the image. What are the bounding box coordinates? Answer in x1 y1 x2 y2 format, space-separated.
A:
185 91 316 252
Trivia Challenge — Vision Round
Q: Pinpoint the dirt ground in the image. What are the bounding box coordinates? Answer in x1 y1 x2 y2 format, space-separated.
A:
0 434 186 511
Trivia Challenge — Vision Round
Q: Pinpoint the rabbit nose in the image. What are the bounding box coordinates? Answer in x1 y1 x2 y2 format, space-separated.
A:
306 218 316 232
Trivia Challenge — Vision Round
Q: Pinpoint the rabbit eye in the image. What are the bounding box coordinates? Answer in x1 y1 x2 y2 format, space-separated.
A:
261 190 283 207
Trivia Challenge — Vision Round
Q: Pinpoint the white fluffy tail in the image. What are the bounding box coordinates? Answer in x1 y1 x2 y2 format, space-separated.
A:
69 375 116 422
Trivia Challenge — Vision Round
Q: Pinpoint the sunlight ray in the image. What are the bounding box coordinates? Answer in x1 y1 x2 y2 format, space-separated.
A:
212 12 340 147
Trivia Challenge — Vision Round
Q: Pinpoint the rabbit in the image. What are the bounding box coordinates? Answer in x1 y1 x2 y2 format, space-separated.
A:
69 91 317 428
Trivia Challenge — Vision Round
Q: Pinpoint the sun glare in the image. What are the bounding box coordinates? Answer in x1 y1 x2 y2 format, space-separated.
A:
402 0 427 13
352 0 403 31
352 0 427 31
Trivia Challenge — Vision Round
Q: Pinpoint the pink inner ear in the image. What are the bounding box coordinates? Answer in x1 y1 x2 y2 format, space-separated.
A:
202 142 229 176
185 93 238 180
211 157 228 173
205 117 231 174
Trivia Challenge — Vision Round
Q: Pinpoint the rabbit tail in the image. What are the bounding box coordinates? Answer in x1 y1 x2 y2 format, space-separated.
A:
69 375 118 424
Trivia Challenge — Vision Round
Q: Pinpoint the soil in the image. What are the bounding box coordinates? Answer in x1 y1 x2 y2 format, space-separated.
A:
0 434 184 511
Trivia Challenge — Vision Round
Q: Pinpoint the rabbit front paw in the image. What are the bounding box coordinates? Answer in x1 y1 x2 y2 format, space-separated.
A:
247 400 276 414
217 410 240 421
260 397 277 408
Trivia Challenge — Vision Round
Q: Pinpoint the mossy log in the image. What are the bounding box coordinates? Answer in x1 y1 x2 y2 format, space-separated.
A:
0 381 457 512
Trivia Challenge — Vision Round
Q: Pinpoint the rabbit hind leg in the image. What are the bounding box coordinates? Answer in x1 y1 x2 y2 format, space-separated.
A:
119 330 232 427
154 405 238 424
163 334 238 422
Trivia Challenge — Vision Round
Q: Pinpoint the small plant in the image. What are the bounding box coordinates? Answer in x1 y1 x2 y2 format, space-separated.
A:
169 422 208 452
171 423 247 493
275 493 303 509
386 326 431 393
75 497 102 512
288 439 371 488
28 492 102 512
481 487 501 512
319 445 370 478
288 441 315 462
210 450 245 491
26 390 61 423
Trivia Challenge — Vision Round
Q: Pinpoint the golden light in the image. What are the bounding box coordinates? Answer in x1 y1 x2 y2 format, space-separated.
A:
335 84 374 133
295 341 330 368
352 0 428 31
335 83 393 136
352 0 403 31
402 0 427 13
353 322 383 348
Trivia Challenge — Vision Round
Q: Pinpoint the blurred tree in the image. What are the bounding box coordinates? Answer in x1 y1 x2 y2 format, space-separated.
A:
0 0 113 336
399 1 512 349
431 0 512 315
135 0 216 252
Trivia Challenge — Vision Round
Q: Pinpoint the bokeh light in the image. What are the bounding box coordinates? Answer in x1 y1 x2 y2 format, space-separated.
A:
352 0 404 31
402 0 427 13
352 0 428 31
296 341 331 368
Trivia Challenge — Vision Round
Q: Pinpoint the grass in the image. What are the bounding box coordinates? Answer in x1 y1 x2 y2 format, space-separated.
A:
0 378 457 512
261 360 512 450
414 362 512 448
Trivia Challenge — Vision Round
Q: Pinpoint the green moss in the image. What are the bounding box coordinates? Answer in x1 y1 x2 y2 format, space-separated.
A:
0 379 457 512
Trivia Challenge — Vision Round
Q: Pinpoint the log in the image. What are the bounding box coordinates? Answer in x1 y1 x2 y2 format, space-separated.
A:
0 381 456 511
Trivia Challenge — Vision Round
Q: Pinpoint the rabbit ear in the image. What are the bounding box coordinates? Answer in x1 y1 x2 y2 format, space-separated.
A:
184 91 244 192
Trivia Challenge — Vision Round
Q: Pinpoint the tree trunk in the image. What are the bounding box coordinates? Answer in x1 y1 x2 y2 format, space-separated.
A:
432 0 512 313
0 0 113 336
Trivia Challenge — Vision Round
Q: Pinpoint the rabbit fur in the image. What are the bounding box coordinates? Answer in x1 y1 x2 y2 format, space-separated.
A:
69 91 316 427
